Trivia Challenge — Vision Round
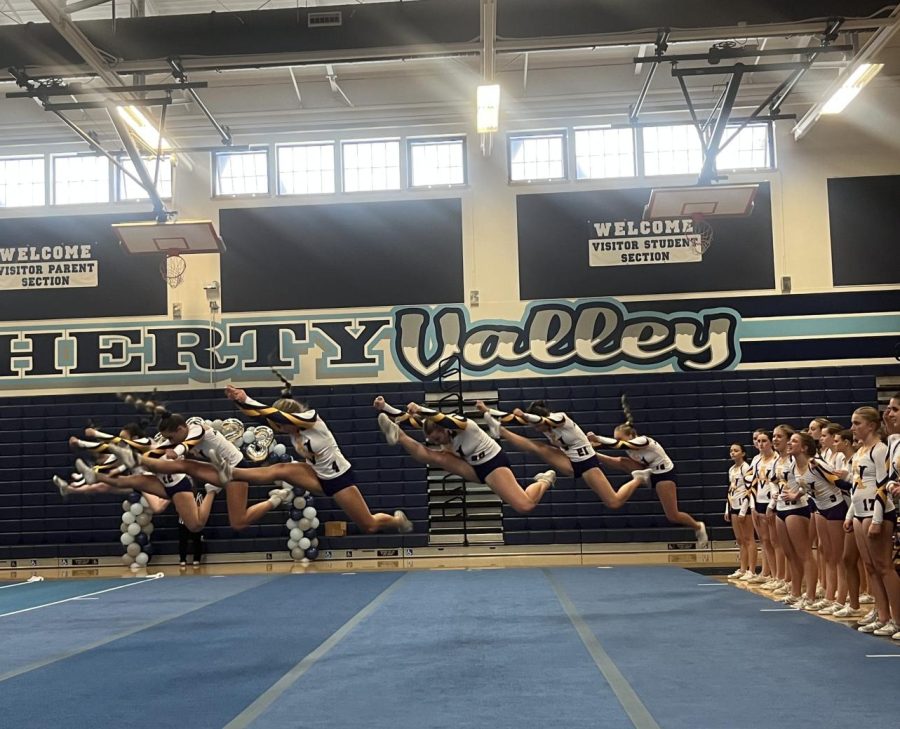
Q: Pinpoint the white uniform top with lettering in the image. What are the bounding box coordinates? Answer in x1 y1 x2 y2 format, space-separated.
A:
773 455 809 512
415 406 502 466
726 462 753 514
513 410 595 462
794 457 846 511
593 434 674 473
750 453 776 505
288 416 352 480
170 423 244 467
234 395 351 480
848 441 893 519
888 433 900 482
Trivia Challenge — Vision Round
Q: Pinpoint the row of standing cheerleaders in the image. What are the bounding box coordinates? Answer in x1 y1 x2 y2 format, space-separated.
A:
57 386 710 549
723 397 900 640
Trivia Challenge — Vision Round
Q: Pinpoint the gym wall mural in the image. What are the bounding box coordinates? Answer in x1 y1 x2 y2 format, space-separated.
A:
0 289 896 393
0 212 164 321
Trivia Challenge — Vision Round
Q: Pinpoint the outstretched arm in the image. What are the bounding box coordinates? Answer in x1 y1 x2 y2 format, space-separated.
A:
226 385 316 430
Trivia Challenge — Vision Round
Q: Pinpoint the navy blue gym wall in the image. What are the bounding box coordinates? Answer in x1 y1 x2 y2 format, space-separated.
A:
0 367 877 562
0 212 165 322
828 174 900 286
219 198 464 312
516 182 775 299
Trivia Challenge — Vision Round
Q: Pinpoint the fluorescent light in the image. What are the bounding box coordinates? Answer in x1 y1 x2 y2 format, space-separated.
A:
821 63 884 114
476 84 500 133
116 105 171 151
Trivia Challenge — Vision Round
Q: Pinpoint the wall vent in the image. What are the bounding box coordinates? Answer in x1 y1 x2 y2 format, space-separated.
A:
308 11 342 28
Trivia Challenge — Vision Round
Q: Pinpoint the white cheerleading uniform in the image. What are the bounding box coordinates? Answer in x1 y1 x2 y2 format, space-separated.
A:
288 418 351 481
520 411 595 463
773 455 809 514
168 422 244 467
846 441 895 524
795 457 846 512
726 462 753 516
750 454 776 508
593 434 674 474
415 407 501 466
236 395 352 480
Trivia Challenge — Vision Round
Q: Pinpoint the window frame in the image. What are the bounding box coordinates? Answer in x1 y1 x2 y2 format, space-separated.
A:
406 135 468 189
506 129 569 184
274 141 338 197
211 147 272 198
572 125 638 181
51 153 113 206
0 154 47 209
114 154 175 202
340 137 403 194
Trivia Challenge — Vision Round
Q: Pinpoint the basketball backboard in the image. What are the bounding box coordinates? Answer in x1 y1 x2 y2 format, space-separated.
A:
644 184 758 219
113 220 226 255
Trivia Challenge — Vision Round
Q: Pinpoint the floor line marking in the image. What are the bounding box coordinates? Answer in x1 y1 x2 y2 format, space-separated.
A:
223 573 408 729
0 575 279 684
0 574 163 619
544 569 662 729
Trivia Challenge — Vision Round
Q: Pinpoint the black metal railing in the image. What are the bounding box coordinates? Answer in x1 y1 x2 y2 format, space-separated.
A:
432 354 468 545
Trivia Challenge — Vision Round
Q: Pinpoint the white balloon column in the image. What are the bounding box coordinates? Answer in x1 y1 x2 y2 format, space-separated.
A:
284 484 320 562
119 492 154 571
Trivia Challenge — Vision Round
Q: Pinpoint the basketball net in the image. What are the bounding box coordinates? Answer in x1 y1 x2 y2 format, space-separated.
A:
160 250 187 288
690 214 714 256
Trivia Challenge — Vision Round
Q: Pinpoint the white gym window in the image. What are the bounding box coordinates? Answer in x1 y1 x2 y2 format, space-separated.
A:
642 125 703 176
342 140 401 192
214 149 269 196
117 156 173 200
0 156 45 207
716 124 771 170
53 155 111 205
574 127 636 179
277 143 336 195
508 131 566 182
408 138 466 187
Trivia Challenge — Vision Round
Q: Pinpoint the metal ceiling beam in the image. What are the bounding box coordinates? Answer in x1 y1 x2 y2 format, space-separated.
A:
1 17 888 81
633 44 851 64
6 81 208 98
29 0 170 218
65 0 113 14
793 5 900 140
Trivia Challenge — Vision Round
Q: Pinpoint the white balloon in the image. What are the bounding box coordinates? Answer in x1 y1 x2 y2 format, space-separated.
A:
122 500 131 512
139 496 149 508
130 562 141 572
212 419 223 430
127 523 141 536
127 542 141 557
274 443 286 456
120 532 135 545
286 518 298 530
135 552 149 566
302 506 316 520
290 547 304 560
287 539 298 550
120 523 129 533
311 538 319 547
129 502 144 516
242 431 255 444
310 517 320 529
122 511 136 525
298 518 312 531
289 528 302 541
298 537 311 550
292 497 306 510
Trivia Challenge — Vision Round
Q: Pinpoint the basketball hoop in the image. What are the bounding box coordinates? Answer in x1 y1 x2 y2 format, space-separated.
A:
690 215 714 256
160 250 187 288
